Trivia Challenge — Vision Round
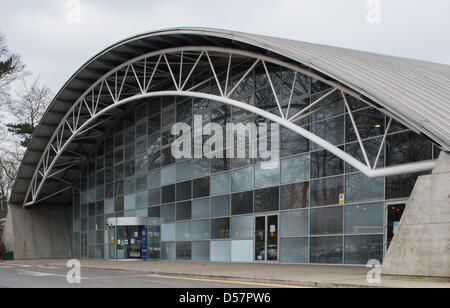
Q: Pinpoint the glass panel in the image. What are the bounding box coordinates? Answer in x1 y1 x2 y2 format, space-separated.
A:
310 90 343 121
147 188 160 207
345 138 384 172
124 194 135 211
161 223 175 242
211 195 230 218
231 240 253 263
192 158 210 178
192 198 210 219
346 108 385 142
281 154 309 184
310 150 344 179
161 185 175 204
231 166 254 193
176 161 191 182
176 181 192 201
135 173 147 191
280 182 309 210
386 131 433 166
176 222 191 241
231 216 253 238
231 191 253 215
176 201 191 221
281 127 309 157
255 163 279 189
192 241 209 261
310 176 344 207
310 206 343 235
161 204 175 222
161 165 176 186
210 172 231 196
267 215 278 261
310 116 344 151
162 107 175 127
280 238 308 264
148 206 160 224
148 169 161 189
310 236 343 264
193 177 210 198
161 242 176 260
345 235 383 265
345 202 384 235
346 173 384 204
211 217 230 239
254 187 279 213
136 191 147 209
148 225 161 260
192 220 210 241
210 240 231 262
255 216 266 261
280 210 309 237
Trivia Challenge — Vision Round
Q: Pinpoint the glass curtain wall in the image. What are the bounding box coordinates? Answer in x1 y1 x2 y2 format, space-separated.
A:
71 59 437 265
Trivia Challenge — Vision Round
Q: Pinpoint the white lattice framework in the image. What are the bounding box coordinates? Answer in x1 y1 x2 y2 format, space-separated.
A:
23 47 436 206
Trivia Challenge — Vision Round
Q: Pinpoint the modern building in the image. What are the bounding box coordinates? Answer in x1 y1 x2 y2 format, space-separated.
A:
3 28 449 276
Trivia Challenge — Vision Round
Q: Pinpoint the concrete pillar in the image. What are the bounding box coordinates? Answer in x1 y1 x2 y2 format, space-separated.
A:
1 204 71 260
381 152 450 279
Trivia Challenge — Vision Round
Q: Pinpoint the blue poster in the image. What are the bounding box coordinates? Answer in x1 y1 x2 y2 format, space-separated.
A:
141 227 148 260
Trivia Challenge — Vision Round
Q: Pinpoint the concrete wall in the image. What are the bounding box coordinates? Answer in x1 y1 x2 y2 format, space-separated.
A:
381 152 450 278
1 204 71 260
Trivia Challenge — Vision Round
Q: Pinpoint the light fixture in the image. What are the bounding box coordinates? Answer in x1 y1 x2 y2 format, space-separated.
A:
374 124 382 128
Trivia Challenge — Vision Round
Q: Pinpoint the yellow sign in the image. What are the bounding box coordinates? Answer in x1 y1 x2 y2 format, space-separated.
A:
339 193 345 205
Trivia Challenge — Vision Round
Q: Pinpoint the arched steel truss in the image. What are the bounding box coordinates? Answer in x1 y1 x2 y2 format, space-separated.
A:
23 47 436 206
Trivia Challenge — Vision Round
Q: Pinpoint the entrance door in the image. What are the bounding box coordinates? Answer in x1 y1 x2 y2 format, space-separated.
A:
254 215 279 262
116 226 144 260
385 202 406 252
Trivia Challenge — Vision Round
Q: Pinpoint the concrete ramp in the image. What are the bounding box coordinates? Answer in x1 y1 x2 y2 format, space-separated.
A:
381 152 450 279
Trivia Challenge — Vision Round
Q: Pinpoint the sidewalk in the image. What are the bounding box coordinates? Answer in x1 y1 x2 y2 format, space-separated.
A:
3 259 449 288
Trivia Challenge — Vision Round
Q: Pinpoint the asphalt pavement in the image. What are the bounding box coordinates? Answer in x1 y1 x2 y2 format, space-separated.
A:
0 263 301 288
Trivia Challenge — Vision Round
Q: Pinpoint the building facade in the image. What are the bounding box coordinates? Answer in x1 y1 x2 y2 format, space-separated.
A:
6 28 449 267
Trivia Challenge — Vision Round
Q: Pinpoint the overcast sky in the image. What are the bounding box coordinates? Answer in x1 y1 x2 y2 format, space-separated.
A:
1 0 449 92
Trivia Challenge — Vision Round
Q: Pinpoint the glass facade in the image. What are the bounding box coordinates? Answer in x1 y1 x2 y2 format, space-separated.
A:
71 60 437 265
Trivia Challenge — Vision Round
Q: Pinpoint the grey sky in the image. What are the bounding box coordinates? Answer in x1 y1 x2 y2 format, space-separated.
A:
1 0 449 92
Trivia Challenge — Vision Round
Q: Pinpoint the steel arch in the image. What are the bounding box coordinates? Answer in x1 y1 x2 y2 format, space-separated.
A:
23 47 436 206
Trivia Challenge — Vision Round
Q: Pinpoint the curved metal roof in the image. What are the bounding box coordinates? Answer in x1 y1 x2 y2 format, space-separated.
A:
9 27 450 206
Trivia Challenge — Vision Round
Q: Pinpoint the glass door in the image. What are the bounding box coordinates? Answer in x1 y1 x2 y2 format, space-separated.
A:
385 202 406 253
254 215 279 262
114 226 144 260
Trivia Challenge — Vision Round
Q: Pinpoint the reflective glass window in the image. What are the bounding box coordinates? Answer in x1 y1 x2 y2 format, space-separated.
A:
211 195 231 217
310 236 343 264
310 206 343 235
231 191 253 215
345 203 384 235
192 198 210 220
254 187 279 213
281 154 309 184
211 217 230 239
280 182 309 210
280 210 309 237
310 176 344 207
232 167 254 193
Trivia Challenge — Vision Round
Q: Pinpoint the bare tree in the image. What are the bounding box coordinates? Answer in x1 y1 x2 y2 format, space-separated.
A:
0 77 52 204
6 77 53 147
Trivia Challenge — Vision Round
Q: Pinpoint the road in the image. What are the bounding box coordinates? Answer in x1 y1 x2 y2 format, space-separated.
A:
0 263 300 288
